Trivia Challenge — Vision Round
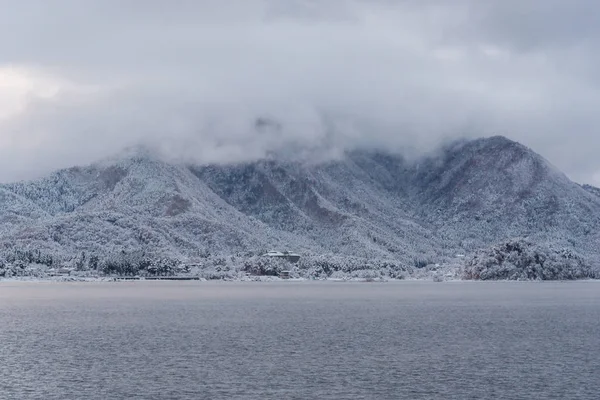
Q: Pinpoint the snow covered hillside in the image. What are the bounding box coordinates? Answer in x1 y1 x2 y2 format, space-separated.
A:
0 136 598 279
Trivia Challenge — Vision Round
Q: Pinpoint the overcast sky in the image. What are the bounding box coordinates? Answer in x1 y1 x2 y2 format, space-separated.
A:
0 0 599 185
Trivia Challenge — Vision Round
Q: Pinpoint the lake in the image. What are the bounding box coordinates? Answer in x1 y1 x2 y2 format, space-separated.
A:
0 281 598 399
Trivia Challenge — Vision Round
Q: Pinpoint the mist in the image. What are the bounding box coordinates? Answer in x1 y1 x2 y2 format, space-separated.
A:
1 0 599 185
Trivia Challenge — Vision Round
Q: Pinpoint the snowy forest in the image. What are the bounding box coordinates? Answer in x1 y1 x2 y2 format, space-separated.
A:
1 136 599 281
1 238 597 281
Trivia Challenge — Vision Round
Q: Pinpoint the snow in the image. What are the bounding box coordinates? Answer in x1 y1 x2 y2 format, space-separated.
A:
0 136 599 281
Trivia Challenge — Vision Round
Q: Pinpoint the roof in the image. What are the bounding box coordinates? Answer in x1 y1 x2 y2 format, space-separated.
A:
263 250 300 257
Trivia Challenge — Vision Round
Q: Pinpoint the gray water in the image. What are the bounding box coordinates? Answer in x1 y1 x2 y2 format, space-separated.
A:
0 281 598 400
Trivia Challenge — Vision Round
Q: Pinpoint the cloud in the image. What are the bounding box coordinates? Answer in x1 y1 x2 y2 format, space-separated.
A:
0 0 599 185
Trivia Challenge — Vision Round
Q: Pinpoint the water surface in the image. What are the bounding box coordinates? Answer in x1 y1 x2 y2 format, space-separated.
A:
1 281 598 399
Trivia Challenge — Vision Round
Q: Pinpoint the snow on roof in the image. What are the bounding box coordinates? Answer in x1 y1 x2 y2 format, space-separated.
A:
263 250 299 257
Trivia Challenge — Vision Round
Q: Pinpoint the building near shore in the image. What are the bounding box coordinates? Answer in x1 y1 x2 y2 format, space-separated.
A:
262 251 301 263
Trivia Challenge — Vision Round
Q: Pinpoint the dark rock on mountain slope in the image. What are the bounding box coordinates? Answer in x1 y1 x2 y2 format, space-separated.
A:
0 135 598 271
583 184 600 198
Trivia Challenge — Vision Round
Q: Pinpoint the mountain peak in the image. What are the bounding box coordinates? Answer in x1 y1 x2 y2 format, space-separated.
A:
483 134 518 145
0 136 598 271
98 144 163 167
463 135 527 154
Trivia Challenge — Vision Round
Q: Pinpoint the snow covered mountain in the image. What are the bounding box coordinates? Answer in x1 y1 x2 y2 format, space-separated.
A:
0 135 598 274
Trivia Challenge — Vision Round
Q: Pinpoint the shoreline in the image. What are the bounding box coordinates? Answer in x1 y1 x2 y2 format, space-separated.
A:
1 276 599 284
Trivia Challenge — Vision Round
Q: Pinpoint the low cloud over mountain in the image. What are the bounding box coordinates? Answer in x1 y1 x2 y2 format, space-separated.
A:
1 1 600 185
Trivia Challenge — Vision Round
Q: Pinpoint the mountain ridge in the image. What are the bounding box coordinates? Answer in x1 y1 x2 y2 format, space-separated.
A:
0 135 598 277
